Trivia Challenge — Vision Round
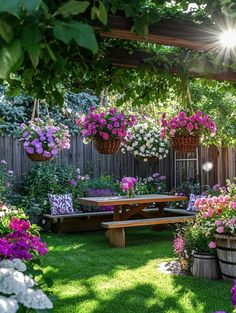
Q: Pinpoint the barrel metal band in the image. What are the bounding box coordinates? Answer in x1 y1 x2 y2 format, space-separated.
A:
193 256 215 260
217 246 236 252
218 258 236 265
221 272 236 279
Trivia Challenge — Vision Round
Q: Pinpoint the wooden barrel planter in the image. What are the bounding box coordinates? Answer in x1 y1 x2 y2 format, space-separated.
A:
215 234 236 281
93 138 121 154
191 253 221 280
170 136 200 153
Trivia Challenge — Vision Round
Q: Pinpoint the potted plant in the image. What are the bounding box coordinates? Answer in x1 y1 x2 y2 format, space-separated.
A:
195 181 236 281
20 118 71 162
121 118 169 162
174 221 221 279
76 107 136 155
160 111 216 153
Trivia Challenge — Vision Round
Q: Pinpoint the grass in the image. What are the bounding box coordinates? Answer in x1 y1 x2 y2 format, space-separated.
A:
41 229 232 313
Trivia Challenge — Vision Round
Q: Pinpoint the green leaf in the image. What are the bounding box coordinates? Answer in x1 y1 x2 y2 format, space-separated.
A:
0 40 23 79
97 1 107 25
53 21 98 54
45 43 57 62
0 19 13 42
28 44 41 68
55 1 89 18
0 0 21 15
21 0 42 12
91 6 98 20
21 26 42 48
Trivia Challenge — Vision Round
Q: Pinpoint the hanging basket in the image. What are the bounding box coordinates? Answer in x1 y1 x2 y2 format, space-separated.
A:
93 137 121 154
170 136 200 153
135 156 158 162
26 152 53 162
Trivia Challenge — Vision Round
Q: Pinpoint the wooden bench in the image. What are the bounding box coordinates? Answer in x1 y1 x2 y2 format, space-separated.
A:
102 215 195 248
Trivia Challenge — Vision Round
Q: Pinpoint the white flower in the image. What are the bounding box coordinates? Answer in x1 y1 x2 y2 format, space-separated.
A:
143 158 148 162
0 296 19 313
12 259 27 273
17 288 53 310
0 268 34 295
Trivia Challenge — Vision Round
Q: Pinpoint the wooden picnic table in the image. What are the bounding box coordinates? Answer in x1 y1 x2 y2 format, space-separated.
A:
77 194 187 221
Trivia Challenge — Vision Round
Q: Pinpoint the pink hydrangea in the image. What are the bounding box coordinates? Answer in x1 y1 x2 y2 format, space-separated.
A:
173 236 185 255
208 241 217 249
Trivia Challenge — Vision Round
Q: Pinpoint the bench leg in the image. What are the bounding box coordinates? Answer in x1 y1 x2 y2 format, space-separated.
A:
106 229 125 248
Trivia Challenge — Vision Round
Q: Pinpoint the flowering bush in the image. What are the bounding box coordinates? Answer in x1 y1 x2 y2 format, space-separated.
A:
135 173 167 195
0 258 53 312
20 118 70 158
83 189 116 212
76 107 136 143
0 209 48 261
160 111 216 139
194 194 236 243
122 119 169 161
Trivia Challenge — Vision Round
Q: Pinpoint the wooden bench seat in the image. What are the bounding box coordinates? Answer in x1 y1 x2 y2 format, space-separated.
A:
102 215 195 248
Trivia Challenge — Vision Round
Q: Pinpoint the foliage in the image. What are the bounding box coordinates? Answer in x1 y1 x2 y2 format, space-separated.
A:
76 107 136 143
0 87 99 136
0 0 233 104
135 173 167 195
122 118 169 161
0 160 14 205
20 118 70 158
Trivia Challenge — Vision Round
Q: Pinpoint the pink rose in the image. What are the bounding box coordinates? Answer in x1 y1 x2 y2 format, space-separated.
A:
208 241 216 249
216 226 224 234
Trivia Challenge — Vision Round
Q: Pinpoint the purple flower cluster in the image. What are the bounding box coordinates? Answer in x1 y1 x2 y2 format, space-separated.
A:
161 111 217 138
0 217 48 261
20 118 70 158
76 107 136 141
87 189 116 212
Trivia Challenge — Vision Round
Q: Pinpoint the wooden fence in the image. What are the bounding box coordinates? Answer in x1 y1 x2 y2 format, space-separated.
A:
0 135 235 187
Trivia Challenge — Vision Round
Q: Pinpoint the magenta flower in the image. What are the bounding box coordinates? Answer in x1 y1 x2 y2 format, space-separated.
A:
208 241 217 249
216 226 224 234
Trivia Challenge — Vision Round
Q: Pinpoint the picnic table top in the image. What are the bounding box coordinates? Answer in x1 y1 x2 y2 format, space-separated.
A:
77 194 187 207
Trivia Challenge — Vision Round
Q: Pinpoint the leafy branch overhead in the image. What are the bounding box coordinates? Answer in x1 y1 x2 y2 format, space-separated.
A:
0 0 234 104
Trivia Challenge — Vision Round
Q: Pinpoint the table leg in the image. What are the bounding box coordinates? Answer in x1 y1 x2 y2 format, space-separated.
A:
113 205 121 221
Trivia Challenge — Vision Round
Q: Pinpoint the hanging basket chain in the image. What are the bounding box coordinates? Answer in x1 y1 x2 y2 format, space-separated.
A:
31 99 51 122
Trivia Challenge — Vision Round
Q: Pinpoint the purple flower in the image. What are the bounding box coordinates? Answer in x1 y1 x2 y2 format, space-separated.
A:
0 160 7 164
69 179 77 187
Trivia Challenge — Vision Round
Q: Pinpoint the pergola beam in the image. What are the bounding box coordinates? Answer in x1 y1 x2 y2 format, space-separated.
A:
107 48 236 82
97 14 221 52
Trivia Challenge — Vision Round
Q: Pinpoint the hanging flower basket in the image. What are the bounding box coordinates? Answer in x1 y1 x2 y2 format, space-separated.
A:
26 152 53 162
93 137 121 155
160 111 217 154
76 107 136 155
121 118 169 161
170 135 200 153
20 99 71 162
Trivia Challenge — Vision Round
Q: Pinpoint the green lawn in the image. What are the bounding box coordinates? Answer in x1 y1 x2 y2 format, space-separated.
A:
41 229 232 313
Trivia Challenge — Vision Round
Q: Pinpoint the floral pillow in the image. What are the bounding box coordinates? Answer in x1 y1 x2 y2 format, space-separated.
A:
187 193 202 212
48 194 74 215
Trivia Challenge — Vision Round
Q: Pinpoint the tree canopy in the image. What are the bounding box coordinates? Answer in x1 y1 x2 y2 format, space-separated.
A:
0 0 235 104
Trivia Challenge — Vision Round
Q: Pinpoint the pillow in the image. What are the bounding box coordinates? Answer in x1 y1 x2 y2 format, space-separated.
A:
48 194 74 215
187 193 202 212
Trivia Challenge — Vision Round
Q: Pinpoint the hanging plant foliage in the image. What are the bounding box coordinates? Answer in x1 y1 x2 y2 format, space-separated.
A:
122 118 169 162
